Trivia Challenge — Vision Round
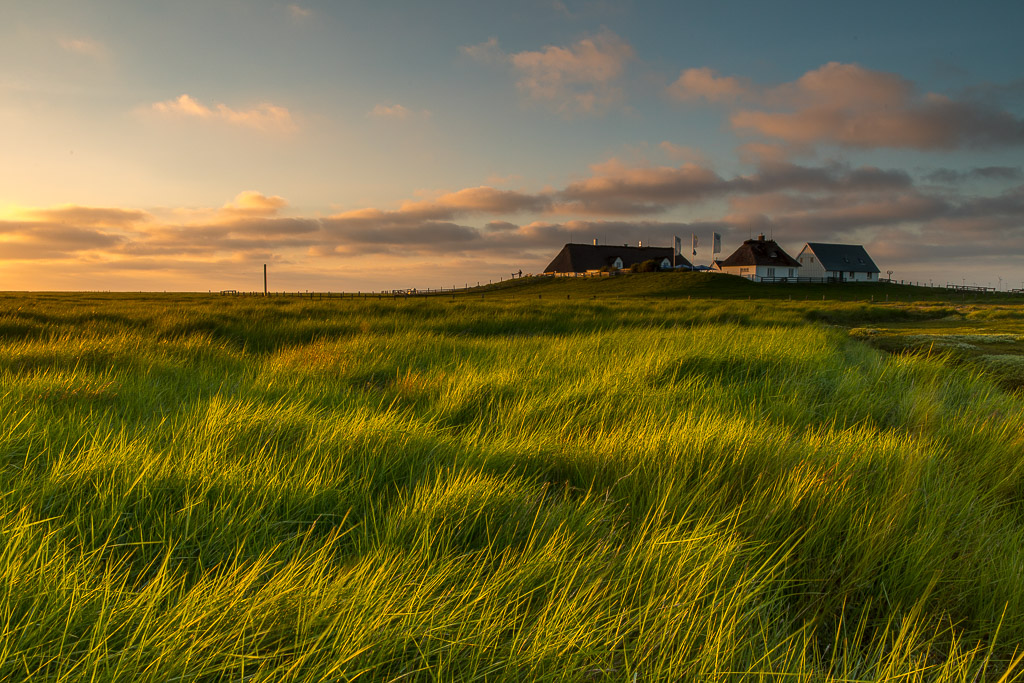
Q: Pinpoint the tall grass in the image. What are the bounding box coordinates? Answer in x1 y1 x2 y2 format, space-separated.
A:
0 293 1022 680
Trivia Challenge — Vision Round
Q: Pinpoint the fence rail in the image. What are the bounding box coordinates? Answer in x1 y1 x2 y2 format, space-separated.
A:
945 284 997 293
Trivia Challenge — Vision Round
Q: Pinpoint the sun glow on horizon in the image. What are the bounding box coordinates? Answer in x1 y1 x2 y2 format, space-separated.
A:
0 1 1021 290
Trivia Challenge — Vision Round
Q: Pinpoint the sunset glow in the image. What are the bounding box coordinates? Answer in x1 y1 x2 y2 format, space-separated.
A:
2 1 1023 291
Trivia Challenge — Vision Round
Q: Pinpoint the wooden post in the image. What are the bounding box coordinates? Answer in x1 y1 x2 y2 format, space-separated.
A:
263 264 268 297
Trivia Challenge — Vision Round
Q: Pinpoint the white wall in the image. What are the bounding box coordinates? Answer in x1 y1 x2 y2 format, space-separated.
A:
720 265 799 281
836 270 876 282
796 247 826 277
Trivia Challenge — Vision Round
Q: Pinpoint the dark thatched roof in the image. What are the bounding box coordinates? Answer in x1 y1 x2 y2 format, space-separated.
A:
719 237 800 268
544 243 692 273
803 243 880 273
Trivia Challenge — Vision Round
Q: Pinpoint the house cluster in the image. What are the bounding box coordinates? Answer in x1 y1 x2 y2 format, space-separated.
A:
543 234 881 283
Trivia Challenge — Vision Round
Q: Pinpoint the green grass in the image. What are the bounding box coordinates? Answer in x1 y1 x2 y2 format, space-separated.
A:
472 271 1024 304
1 288 1023 681
847 303 1024 393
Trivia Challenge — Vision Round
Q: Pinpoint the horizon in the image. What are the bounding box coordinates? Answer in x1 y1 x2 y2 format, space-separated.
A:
3 0 1023 292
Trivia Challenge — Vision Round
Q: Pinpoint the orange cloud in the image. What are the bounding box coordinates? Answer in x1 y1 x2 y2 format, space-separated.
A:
558 160 728 214
406 187 551 215
152 94 210 118
462 30 634 114
151 94 296 132
0 220 127 260
58 37 109 60
667 67 750 103
736 142 797 165
734 63 1024 150
667 62 1024 151
3 165 1022 282
659 142 708 164
18 205 152 227
368 103 430 120
220 191 288 218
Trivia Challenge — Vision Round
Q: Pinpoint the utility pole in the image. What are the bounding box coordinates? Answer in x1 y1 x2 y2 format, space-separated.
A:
263 264 268 296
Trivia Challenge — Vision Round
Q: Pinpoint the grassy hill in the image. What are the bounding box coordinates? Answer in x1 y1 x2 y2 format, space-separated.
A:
469 271 1022 304
0 292 1022 680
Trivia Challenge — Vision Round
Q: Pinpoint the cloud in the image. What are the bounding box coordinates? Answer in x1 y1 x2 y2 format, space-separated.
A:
462 30 634 114
120 218 321 257
553 159 912 215
58 37 109 60
220 191 289 218
557 160 729 214
309 188 551 255
322 220 481 253
733 63 1024 150
17 205 152 227
667 67 750 103
733 194 949 238
460 37 504 64
0 220 127 260
3 161 1022 286
485 221 519 232
923 166 1023 184
736 142 803 165
409 187 551 215
733 162 913 194
668 62 1024 151
288 4 312 19
150 94 296 132
368 103 430 120
659 142 708 164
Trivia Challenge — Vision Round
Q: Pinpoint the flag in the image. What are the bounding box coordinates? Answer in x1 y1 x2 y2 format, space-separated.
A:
673 235 681 255
691 234 698 256
712 232 721 255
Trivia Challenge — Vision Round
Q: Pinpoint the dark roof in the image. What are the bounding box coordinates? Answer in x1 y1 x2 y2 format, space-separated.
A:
803 243 880 273
719 237 800 268
544 243 692 273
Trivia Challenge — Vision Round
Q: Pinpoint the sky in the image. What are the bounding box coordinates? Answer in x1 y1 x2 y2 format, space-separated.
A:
2 0 1024 292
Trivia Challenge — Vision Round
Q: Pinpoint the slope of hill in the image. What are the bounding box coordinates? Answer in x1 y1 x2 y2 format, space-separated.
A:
474 271 1019 303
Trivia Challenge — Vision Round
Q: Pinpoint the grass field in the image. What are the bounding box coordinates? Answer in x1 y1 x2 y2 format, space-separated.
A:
1 279 1023 681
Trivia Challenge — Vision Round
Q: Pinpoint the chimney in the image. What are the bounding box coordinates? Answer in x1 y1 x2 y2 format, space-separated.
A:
593 238 598 246
757 233 765 241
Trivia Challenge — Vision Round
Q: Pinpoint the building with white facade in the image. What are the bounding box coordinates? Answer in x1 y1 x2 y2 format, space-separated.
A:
796 243 880 282
717 235 801 282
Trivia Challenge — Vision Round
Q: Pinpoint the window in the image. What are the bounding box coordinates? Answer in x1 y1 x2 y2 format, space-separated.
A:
766 267 776 277
849 271 855 277
788 268 795 277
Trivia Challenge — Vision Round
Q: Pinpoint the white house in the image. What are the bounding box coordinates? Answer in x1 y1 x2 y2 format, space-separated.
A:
796 243 880 282
717 235 801 281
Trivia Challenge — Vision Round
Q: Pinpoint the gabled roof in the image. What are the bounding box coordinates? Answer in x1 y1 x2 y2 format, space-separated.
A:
544 244 692 273
719 237 800 268
803 243 880 273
